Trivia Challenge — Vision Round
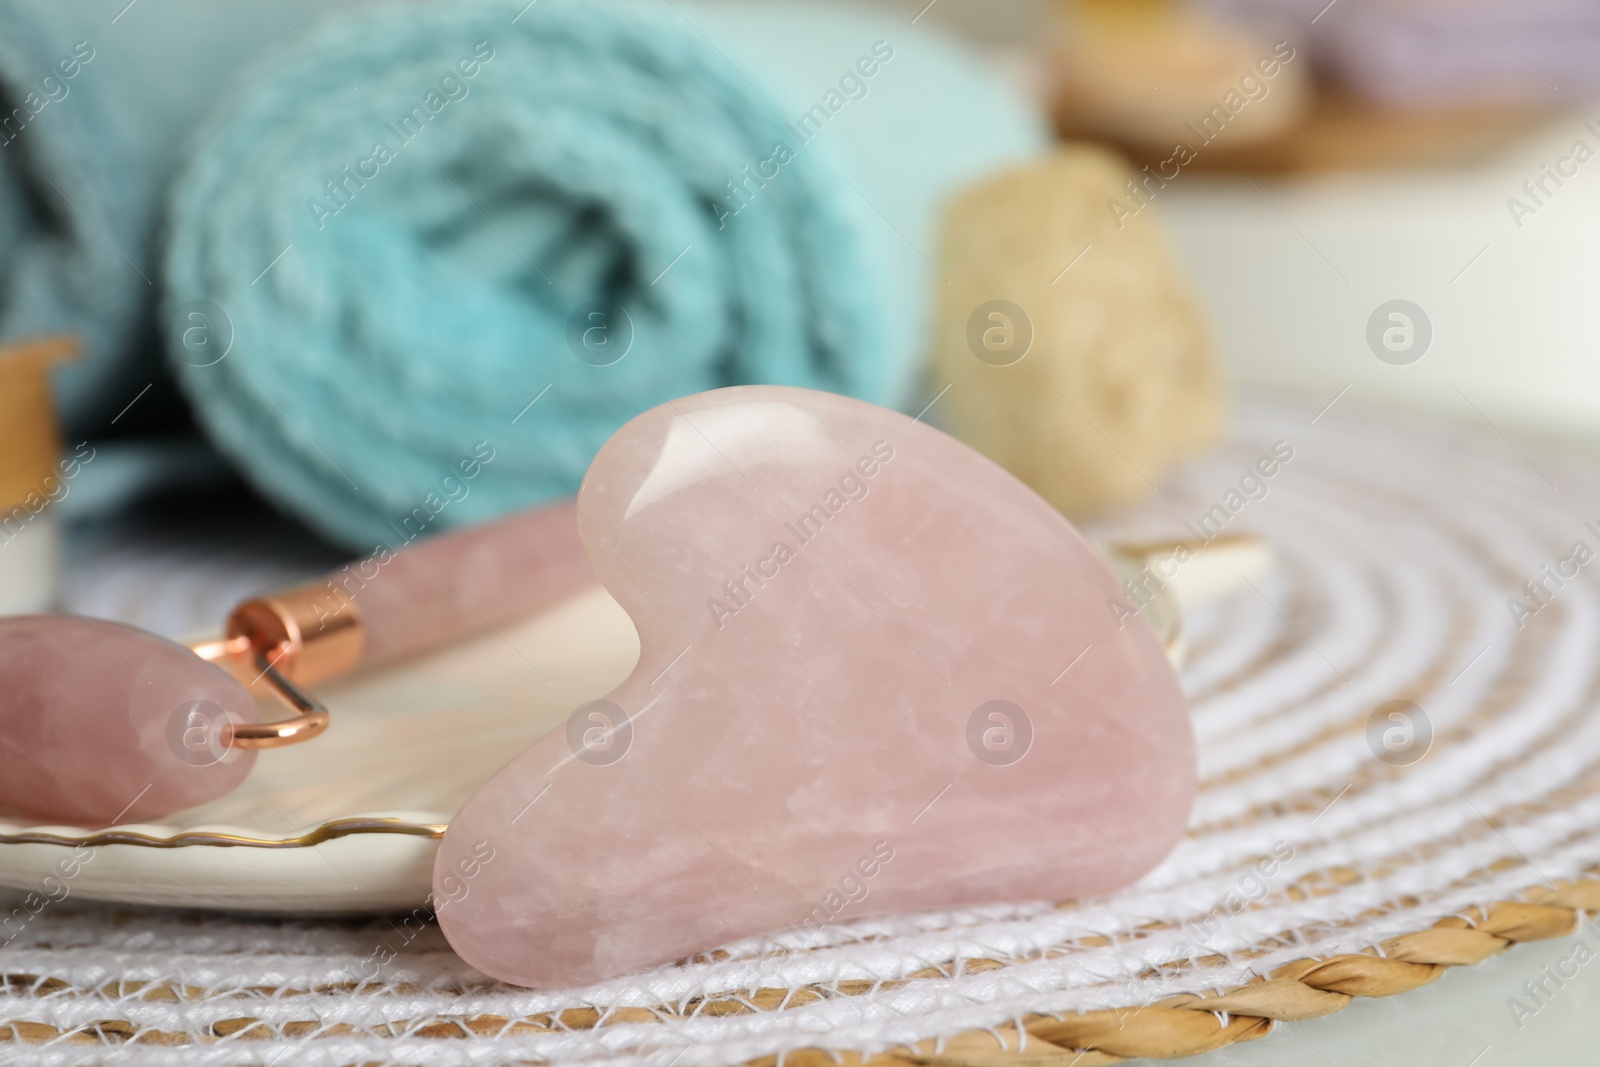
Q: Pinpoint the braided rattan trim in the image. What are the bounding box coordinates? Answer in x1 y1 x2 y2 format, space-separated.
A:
2 877 1597 1059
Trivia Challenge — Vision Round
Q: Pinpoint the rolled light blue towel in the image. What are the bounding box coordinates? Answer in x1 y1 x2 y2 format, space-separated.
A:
164 0 1045 549
0 0 369 433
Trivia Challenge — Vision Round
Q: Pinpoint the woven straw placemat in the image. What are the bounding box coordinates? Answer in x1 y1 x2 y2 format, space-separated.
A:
5 402 1600 1066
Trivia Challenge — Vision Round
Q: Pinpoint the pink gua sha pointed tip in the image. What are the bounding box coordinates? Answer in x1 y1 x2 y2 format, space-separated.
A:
0 616 258 825
435 386 1195 989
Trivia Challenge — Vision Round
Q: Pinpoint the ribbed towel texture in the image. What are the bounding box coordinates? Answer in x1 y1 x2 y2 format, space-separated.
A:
0 0 359 432
154 0 1042 548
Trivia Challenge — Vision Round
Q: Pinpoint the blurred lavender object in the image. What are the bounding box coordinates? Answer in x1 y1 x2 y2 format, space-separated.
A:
1194 0 1600 107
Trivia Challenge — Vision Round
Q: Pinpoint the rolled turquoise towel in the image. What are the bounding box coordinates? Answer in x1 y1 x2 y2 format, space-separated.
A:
164 0 1044 549
0 0 370 433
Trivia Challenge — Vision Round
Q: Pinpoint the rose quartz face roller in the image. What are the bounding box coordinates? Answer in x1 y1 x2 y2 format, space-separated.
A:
0 501 591 826
436 385 1197 989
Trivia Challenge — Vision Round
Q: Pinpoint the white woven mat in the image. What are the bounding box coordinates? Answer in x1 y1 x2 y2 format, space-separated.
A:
5 401 1600 1066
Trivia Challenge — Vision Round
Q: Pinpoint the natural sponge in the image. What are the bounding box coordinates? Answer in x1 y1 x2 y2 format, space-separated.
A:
930 147 1224 518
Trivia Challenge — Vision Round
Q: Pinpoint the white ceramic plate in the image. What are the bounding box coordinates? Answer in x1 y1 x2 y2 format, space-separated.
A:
0 540 1262 915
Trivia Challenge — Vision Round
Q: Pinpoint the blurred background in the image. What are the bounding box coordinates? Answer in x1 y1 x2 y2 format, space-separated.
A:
2 0 1597 631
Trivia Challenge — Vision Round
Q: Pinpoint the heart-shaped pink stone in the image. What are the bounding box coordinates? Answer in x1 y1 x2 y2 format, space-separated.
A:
436 386 1194 988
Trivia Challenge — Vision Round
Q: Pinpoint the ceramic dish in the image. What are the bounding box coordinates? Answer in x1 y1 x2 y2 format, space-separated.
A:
0 539 1264 914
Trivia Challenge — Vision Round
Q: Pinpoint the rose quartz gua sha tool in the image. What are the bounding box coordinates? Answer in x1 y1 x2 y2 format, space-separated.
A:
436 385 1197 989
0 501 591 826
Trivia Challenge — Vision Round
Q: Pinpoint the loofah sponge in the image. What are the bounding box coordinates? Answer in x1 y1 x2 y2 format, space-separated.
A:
930 147 1225 519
